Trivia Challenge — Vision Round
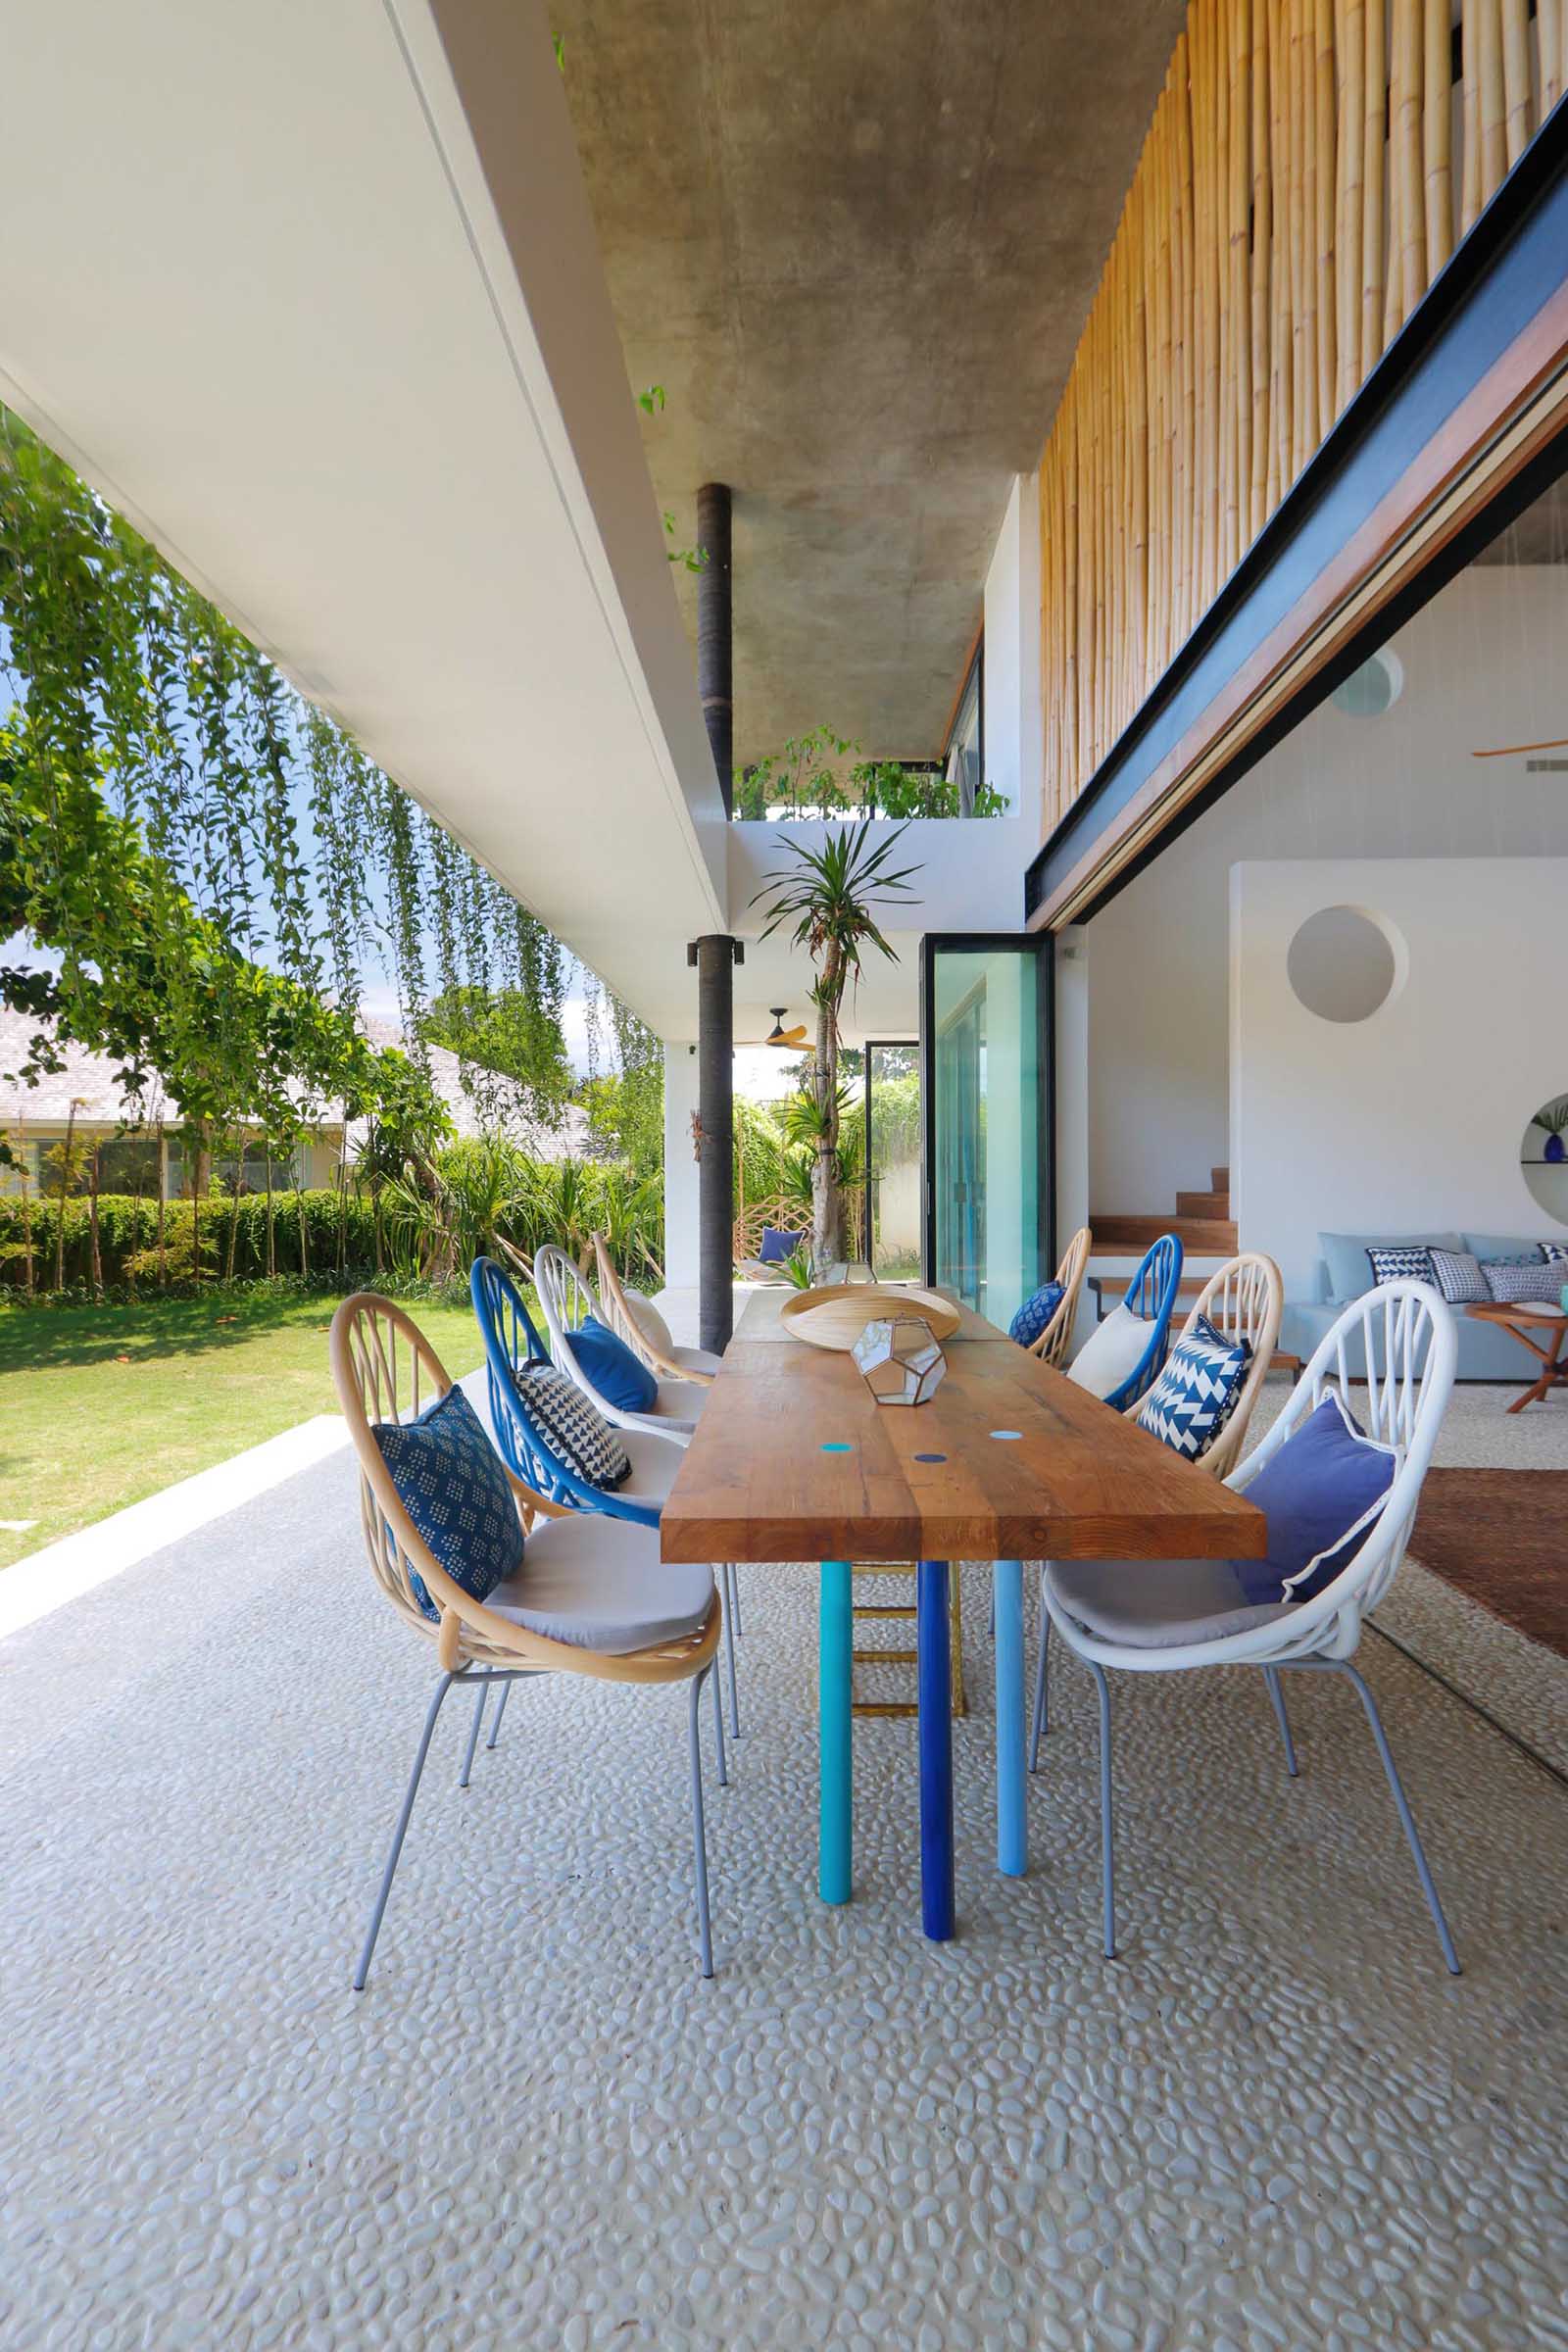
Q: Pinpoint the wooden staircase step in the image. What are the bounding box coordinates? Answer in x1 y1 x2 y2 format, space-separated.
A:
1176 1188 1230 1219
1211 1165 1230 1193
1092 1213 1240 1251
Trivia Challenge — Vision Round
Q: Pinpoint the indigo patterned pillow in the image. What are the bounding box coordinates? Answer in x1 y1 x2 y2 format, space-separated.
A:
508 1359 631 1490
1136 1313 1251 1460
1483 1258 1558 1304
1365 1245 1435 1288
374 1385 522 1623
1008 1279 1065 1348
1426 1248 1489 1305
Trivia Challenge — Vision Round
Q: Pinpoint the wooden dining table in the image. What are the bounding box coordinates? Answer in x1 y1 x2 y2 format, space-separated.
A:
660 1288 1267 1940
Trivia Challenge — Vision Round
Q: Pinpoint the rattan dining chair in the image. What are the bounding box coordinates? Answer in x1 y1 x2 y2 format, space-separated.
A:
1032 1280 1460 1973
534 1244 710 1438
471 1255 745 1745
1024 1224 1093 1368
591 1233 722 1389
331 1293 726 1983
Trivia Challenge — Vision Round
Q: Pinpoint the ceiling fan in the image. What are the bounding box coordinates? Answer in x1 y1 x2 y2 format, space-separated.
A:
1471 737 1568 758
738 1005 809 1050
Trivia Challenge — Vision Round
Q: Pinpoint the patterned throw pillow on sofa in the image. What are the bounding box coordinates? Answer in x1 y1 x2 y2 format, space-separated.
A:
1483 1257 1557 1305
373 1385 524 1623
1426 1248 1490 1305
1136 1313 1251 1460
1365 1245 1435 1288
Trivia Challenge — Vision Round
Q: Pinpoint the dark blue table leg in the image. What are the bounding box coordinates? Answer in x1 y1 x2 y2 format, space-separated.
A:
917 1558 956 1940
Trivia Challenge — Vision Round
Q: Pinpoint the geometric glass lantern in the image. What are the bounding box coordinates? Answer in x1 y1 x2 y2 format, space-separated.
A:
852 1316 949 1406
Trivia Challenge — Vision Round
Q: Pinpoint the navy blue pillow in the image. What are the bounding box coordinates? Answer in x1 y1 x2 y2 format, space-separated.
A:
1008 1279 1065 1348
1234 1392 1397 1605
373 1385 523 1622
566 1315 659 1412
759 1224 807 1266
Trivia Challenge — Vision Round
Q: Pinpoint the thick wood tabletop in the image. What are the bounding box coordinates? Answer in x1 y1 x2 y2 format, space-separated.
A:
660 1298 1267 1566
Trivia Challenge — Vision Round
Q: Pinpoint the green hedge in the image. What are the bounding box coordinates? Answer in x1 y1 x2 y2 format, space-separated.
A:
0 1189 381 1291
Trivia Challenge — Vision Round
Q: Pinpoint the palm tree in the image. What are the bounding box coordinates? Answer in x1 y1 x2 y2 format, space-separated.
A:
753 820 919 1276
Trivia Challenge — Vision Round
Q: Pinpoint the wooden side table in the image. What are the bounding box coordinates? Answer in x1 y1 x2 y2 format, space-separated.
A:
1465 1299 1568 1411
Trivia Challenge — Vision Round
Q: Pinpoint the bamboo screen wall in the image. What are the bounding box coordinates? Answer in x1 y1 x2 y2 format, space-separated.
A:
1038 0 1564 826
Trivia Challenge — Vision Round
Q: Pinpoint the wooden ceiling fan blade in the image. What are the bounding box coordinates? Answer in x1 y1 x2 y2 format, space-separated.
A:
1471 737 1568 758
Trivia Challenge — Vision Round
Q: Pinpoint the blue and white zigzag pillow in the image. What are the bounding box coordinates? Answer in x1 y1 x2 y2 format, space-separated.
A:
1135 1312 1252 1461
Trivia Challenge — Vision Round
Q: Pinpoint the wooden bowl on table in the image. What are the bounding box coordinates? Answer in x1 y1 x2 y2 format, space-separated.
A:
778 1283 961 1351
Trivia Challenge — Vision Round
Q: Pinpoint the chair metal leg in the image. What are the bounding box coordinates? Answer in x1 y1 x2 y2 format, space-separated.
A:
710 1636 729 1788
354 1673 454 1991
458 1673 489 1788
688 1666 715 1979
1088 1659 1115 1960
1029 1593 1052 1773
1262 1666 1298 1778
722 1564 742 1740
485 1677 512 1751
1329 1659 1460 1976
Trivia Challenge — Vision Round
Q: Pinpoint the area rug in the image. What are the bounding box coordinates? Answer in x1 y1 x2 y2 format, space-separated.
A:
1407 1469 1568 1660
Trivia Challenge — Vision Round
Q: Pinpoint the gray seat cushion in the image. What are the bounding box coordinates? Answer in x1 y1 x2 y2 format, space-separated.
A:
1046 1558 1296 1650
616 1427 685 1513
488 1513 713 1654
639 1379 709 1436
671 1345 723 1377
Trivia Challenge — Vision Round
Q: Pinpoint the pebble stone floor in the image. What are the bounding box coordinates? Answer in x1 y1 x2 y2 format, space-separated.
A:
4 1394 1568 2352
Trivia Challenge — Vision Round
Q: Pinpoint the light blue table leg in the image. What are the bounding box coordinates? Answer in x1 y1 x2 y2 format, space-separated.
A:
819 1560 853 1904
993 1558 1027 1877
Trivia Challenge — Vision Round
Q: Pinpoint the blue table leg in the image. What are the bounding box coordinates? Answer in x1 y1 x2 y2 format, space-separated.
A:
994 1558 1027 1877
917 1559 956 1940
819 1560 853 1905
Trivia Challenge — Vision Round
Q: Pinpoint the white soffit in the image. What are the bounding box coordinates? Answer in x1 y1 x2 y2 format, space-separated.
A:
0 0 726 1032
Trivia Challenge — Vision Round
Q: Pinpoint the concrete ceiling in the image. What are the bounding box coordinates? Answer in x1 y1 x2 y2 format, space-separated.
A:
557 0 1189 765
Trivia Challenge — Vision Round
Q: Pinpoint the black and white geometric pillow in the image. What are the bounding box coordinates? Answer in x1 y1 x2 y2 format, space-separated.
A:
509 1360 631 1490
1135 1313 1252 1461
1541 1240 1568 1268
1483 1258 1559 1305
1365 1245 1435 1288
1426 1248 1490 1305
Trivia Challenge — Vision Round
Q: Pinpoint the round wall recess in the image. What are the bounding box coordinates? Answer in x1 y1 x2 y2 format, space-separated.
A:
1286 904 1404 1024
1520 1095 1568 1229
1330 648 1404 718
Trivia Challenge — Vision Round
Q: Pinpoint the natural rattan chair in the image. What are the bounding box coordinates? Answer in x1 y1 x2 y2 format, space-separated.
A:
331 1293 726 1983
1163 1251 1285 1481
591 1232 721 1388
1024 1225 1093 1368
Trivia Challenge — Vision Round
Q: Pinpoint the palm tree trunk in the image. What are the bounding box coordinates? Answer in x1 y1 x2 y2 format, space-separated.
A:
811 951 844 1278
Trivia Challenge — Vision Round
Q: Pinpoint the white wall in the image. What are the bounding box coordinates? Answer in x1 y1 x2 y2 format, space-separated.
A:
1232 858 1568 1297
982 473 1044 831
1086 565 1568 1210
662 1044 702 1290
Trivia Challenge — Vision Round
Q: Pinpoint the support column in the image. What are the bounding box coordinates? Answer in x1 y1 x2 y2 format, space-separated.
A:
689 934 740 1355
697 482 732 811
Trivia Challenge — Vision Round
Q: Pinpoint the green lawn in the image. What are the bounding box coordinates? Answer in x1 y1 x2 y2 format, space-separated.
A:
0 1289 485 1571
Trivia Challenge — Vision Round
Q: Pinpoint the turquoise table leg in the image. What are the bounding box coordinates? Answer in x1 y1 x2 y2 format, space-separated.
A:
994 1558 1027 1877
819 1560 853 1904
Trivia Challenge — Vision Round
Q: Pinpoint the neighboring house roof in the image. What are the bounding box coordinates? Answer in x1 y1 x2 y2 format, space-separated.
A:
0 1008 591 1163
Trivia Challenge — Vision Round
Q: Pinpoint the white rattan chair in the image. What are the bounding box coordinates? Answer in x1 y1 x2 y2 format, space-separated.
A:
1030 1281 1461 1972
331 1294 726 1983
534 1243 710 1438
1024 1224 1093 1368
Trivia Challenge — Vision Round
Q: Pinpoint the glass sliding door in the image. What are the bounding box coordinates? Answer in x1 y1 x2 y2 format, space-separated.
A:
864 1042 921 1279
921 936 1051 1329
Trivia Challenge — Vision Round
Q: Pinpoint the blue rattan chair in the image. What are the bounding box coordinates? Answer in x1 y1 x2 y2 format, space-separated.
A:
1102 1232 1185 1411
471 1255 744 1738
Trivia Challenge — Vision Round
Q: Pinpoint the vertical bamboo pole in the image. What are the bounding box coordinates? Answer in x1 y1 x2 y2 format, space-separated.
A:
1313 0 1338 433
1461 0 1483 231
1500 0 1532 166
1479 0 1507 201
1269 0 1290 507
1394 0 1427 319
1250 0 1274 532
1289 0 1311 476
1543 0 1564 118
1175 31 1197 639
1362 0 1388 367
1423 0 1453 277
1385 0 1408 340
1338 0 1367 405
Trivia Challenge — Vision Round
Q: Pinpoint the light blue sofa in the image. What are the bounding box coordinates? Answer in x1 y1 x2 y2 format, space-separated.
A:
1281 1230 1567 1381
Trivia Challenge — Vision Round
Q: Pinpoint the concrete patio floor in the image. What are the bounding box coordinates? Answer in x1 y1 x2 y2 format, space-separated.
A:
3 1382 1567 2351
